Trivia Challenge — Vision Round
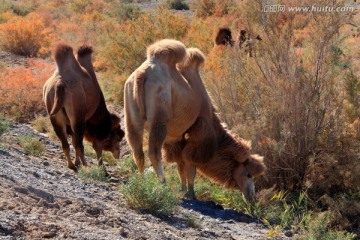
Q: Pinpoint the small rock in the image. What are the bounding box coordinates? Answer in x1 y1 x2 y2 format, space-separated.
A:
43 161 50 166
61 199 72 206
33 172 40 178
42 231 56 238
284 230 293 237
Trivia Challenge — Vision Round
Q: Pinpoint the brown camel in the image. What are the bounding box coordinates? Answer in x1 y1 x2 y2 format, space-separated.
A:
215 27 262 57
124 39 266 201
43 43 124 172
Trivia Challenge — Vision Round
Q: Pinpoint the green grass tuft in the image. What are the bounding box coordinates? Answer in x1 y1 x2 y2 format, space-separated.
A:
78 165 110 183
120 172 179 216
0 117 12 136
18 136 45 156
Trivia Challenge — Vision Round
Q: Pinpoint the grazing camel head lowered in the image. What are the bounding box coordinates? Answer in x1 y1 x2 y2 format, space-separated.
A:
124 39 266 202
43 43 124 172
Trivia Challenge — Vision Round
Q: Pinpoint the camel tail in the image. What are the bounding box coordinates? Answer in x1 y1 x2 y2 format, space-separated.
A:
178 48 206 70
146 39 186 65
50 83 65 116
134 70 147 120
53 43 74 70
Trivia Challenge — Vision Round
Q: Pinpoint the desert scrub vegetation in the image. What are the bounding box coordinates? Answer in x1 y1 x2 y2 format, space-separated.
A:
0 12 53 57
200 0 359 236
0 59 53 122
83 141 118 166
117 155 138 177
18 136 45 157
166 0 189 10
0 115 12 135
121 172 179 216
78 165 110 183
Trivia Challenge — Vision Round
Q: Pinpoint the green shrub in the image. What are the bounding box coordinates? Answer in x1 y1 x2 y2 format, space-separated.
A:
166 0 190 10
0 116 11 135
300 212 356 240
78 165 110 182
120 172 179 216
31 115 52 133
107 3 142 20
18 136 45 156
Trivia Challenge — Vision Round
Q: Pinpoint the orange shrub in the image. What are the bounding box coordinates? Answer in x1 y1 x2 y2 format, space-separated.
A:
0 59 54 121
0 12 53 57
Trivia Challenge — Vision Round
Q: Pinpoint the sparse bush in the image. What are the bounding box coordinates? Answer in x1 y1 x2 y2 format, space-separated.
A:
191 0 236 17
166 0 189 11
300 212 356 240
0 116 11 135
31 115 52 133
0 59 53 122
106 3 142 20
98 7 189 75
78 165 110 182
121 172 179 216
18 136 45 156
0 12 53 57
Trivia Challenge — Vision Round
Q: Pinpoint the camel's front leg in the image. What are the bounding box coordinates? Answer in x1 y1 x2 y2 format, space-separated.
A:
148 123 167 183
184 161 196 200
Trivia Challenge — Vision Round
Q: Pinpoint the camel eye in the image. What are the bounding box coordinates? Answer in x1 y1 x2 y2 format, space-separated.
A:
247 173 252 178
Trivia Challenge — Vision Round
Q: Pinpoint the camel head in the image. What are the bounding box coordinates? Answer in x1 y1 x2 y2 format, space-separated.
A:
233 154 266 202
103 113 125 159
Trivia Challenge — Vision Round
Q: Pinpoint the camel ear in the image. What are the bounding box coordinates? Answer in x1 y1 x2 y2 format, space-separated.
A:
245 154 266 177
215 28 234 46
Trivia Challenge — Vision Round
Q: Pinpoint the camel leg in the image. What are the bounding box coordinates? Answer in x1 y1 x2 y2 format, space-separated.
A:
50 117 76 171
185 161 197 200
126 120 145 173
177 161 187 191
148 124 167 183
70 121 87 168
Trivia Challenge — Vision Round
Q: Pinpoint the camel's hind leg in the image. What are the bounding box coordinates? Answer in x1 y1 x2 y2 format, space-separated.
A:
50 115 76 171
148 123 167 183
163 141 186 191
184 161 196 200
125 115 145 173
70 121 87 168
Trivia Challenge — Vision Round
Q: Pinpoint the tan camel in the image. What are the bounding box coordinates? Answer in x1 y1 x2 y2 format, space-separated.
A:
43 43 124 172
124 39 266 201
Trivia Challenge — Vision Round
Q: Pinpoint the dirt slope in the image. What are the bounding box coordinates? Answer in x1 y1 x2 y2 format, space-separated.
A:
0 123 285 240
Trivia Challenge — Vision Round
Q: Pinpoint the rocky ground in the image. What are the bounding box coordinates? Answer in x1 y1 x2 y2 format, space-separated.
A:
0 122 287 240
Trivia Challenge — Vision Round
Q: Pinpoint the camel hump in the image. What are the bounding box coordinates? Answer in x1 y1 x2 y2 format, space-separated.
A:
178 48 205 70
146 39 186 65
77 44 93 57
215 27 234 46
53 43 74 68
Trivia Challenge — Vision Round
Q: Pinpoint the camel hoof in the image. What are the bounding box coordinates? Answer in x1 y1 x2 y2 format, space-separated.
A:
68 164 78 172
185 191 197 200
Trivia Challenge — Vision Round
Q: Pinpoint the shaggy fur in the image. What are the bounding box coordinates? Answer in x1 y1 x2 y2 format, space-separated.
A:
125 39 266 201
43 43 124 172
147 39 187 66
215 28 234 46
